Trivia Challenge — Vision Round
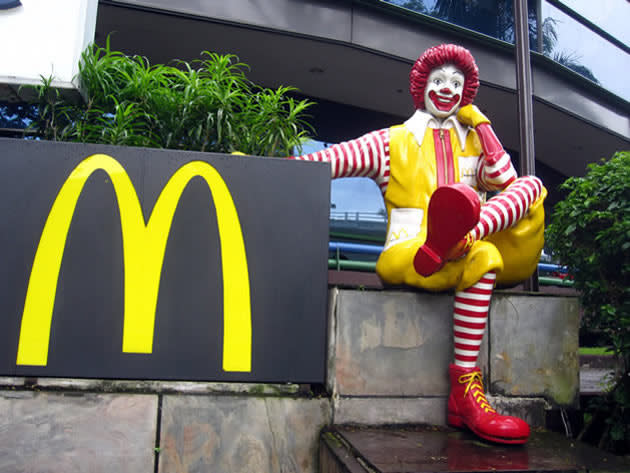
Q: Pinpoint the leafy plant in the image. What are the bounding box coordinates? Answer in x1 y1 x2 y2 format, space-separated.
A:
27 37 314 156
546 151 630 453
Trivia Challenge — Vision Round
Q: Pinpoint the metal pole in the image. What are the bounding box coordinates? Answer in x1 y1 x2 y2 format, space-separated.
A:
514 0 539 291
514 0 536 176
536 0 543 53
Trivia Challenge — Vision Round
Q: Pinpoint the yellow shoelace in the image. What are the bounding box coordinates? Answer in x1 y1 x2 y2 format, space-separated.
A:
458 371 496 414
463 232 475 252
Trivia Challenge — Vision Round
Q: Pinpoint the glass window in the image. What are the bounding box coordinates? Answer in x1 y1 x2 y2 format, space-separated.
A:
562 0 629 46
383 0 538 47
541 1 630 101
381 0 629 101
0 101 36 137
301 139 387 242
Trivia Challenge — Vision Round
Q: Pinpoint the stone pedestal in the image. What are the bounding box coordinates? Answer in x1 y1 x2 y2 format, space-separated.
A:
0 288 580 472
329 289 580 426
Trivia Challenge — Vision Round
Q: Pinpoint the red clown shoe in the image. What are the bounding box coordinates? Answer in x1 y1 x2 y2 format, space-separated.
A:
413 183 480 277
447 364 530 444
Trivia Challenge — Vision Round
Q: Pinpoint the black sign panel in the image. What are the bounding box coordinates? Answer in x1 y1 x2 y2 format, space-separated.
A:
0 138 330 383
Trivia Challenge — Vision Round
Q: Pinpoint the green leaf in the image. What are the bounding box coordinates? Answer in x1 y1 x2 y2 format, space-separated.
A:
610 422 625 441
564 224 576 236
31 35 315 155
547 151 630 454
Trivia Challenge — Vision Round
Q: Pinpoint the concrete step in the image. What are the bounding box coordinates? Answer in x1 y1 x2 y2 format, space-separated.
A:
320 425 630 473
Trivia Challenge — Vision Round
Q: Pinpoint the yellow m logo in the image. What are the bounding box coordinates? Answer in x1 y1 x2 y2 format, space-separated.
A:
16 154 251 372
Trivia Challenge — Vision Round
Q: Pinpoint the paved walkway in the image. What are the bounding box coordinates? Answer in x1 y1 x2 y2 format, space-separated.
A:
321 425 630 472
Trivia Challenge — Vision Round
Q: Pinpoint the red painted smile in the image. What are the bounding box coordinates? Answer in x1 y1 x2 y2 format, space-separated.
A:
429 90 461 112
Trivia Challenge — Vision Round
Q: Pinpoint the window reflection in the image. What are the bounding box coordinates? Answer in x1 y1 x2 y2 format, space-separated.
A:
381 0 629 101
541 2 629 101
384 0 539 48
562 0 629 46
301 139 387 217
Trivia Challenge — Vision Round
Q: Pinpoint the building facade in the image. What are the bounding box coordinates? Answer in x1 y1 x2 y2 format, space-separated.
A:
1 0 629 214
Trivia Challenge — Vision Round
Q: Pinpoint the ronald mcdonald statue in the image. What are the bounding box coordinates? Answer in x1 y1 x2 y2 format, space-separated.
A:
294 44 547 444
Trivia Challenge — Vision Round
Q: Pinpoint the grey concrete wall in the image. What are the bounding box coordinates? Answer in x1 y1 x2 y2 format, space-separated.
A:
331 290 489 397
329 288 580 427
490 293 580 405
0 381 330 473
159 396 330 472
0 288 579 473
0 391 157 473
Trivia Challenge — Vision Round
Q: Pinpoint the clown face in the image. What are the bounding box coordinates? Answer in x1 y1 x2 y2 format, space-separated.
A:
424 64 465 119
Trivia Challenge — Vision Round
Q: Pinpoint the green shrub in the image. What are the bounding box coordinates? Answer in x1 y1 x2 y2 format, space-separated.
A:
546 151 630 452
29 38 314 156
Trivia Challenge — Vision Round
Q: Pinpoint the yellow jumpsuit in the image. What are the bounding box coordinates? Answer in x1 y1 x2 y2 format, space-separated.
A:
375 124 547 291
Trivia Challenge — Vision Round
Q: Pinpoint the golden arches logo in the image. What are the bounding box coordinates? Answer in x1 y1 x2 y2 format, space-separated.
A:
461 167 476 177
16 154 251 372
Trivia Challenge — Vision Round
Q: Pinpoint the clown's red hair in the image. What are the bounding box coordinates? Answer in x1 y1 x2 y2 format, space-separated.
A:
410 44 479 110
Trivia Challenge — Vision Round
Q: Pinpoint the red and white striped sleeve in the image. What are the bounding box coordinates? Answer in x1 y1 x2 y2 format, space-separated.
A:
292 129 391 194
476 152 518 192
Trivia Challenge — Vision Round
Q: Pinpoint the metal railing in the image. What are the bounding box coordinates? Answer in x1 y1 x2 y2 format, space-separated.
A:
330 210 387 223
328 240 573 287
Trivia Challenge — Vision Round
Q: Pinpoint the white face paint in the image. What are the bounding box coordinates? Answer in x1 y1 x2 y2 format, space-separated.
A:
424 64 465 119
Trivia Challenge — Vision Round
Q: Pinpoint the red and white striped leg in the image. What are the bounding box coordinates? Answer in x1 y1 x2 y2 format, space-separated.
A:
449 271 531 444
471 176 543 241
453 272 495 368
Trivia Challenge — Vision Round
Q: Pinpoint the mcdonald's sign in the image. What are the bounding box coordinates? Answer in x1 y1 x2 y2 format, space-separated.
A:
0 139 330 382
